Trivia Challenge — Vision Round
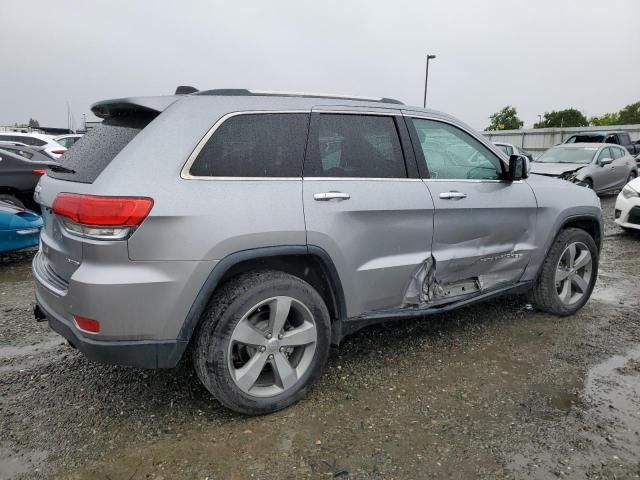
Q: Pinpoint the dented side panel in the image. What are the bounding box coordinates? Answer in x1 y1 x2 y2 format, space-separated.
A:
406 180 538 306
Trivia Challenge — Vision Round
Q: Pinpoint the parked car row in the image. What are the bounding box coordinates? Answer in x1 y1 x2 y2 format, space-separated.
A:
529 143 637 194
564 130 640 157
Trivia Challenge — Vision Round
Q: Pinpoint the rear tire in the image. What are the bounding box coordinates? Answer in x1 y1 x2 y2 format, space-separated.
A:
0 194 25 209
528 228 598 316
192 270 331 415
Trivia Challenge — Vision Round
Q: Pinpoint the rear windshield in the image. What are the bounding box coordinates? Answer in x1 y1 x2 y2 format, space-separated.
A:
565 134 605 144
48 113 154 183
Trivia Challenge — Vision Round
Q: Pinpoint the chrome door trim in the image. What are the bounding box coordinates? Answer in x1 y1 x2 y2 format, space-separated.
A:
423 179 523 184
303 177 423 182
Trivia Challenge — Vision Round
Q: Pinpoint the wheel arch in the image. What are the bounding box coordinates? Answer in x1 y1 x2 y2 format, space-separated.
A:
559 214 602 253
177 246 347 358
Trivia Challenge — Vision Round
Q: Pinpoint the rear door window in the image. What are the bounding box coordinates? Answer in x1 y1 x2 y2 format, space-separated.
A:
304 114 407 178
618 133 631 145
188 113 309 177
48 114 154 183
611 147 624 159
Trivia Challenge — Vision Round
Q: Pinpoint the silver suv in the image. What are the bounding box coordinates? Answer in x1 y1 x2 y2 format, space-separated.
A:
32 88 602 414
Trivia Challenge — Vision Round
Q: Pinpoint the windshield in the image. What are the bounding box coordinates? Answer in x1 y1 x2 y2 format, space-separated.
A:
565 134 605 143
536 147 597 164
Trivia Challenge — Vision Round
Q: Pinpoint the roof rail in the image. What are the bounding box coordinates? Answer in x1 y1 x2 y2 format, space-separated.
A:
195 88 404 105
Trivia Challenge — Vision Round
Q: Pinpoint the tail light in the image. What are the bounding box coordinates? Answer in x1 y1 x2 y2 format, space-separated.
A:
32 169 48 176
52 193 154 240
50 149 66 155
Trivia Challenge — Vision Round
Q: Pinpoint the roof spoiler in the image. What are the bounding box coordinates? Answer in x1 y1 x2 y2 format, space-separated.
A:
91 96 180 119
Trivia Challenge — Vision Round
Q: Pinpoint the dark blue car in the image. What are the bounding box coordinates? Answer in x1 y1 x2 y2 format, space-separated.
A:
0 200 42 253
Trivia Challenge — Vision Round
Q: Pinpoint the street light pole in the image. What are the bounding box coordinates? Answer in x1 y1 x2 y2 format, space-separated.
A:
423 54 437 108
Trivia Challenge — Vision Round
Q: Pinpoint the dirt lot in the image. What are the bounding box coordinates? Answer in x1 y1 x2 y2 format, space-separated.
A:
1 195 639 480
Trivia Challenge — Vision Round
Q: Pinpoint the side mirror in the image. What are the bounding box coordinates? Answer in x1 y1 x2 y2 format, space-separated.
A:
600 157 613 166
508 154 528 180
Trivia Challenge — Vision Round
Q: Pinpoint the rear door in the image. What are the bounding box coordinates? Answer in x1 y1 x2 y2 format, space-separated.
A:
404 114 538 297
302 108 434 316
610 146 630 187
595 147 617 191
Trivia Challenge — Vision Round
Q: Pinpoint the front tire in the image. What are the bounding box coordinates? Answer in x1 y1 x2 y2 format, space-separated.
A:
192 270 331 415
529 228 598 316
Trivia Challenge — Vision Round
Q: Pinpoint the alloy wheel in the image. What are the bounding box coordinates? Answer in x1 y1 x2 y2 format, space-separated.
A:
555 242 593 305
228 296 317 397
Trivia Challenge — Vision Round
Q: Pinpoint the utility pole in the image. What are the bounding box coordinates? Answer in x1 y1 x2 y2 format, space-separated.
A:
423 54 437 108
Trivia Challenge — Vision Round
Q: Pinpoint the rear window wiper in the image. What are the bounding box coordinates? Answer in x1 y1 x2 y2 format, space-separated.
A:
48 164 76 174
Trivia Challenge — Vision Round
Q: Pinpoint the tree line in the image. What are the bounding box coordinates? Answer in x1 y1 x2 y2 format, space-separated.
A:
486 102 640 131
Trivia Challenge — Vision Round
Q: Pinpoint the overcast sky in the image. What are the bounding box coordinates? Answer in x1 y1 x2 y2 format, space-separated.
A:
2 0 639 130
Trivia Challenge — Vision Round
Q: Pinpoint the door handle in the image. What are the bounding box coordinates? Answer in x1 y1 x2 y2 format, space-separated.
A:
314 191 351 201
439 191 467 199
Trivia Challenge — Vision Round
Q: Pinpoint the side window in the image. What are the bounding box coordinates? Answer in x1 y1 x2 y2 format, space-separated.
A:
611 147 624 159
605 135 617 144
304 114 407 178
619 133 631 145
189 113 309 177
597 147 612 162
410 118 503 180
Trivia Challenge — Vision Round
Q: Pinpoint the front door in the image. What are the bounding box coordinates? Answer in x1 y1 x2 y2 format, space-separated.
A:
302 109 434 316
404 115 538 301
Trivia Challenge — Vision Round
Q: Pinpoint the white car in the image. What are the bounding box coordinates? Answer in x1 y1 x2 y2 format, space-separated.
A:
0 132 66 158
54 134 83 149
615 176 640 231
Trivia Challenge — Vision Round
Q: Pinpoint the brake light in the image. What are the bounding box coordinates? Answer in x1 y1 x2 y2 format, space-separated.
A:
32 169 48 176
73 315 100 333
52 194 153 240
51 149 66 155
53 194 153 226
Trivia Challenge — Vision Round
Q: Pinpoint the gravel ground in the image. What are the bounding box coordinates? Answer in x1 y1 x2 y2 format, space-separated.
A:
1 195 639 480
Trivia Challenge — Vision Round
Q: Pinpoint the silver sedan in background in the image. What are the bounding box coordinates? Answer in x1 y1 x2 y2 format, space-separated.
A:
530 143 638 194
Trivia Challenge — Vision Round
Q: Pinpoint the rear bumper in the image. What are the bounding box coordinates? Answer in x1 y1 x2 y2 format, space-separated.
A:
35 296 185 368
32 250 216 368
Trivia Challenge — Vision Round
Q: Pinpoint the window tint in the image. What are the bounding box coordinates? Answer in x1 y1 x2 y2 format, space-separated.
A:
410 119 502 180
49 113 154 183
304 114 406 178
619 133 631 145
189 114 309 177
